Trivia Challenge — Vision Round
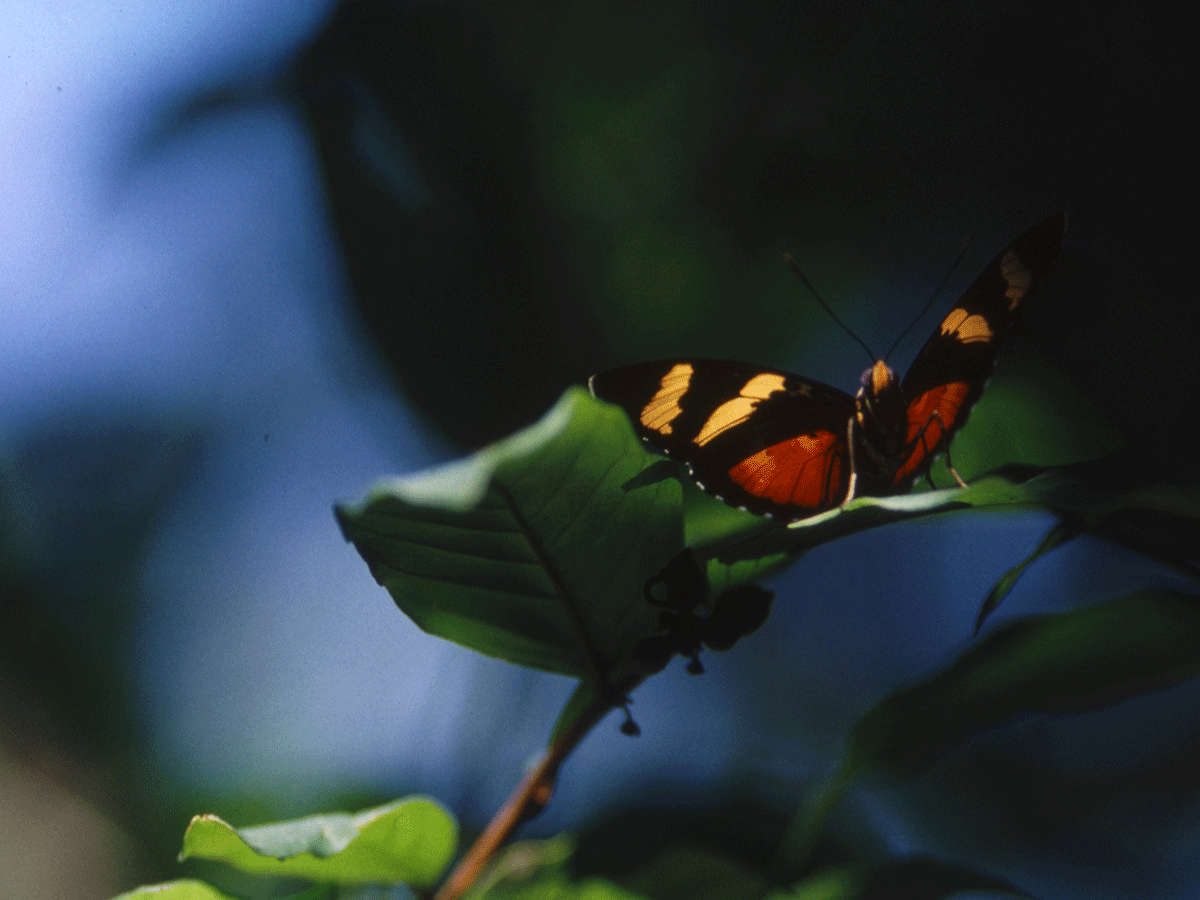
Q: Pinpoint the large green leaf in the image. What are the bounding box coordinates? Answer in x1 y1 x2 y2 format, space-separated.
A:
337 387 684 678
847 588 1200 779
178 797 456 887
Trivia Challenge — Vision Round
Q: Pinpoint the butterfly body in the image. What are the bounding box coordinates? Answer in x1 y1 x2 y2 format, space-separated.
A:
590 214 1066 521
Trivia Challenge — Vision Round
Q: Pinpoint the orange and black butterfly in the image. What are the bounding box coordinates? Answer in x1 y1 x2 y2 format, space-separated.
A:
590 215 1065 521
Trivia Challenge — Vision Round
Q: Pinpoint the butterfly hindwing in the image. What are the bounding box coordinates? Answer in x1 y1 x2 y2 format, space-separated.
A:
896 214 1066 483
590 360 855 517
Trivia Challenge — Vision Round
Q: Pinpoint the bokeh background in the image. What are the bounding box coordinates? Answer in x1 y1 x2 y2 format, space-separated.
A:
3 3 1198 898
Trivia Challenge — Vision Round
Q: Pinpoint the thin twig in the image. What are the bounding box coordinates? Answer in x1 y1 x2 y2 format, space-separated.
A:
431 678 637 900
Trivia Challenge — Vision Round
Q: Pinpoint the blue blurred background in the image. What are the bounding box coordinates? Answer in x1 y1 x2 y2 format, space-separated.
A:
2 3 1198 898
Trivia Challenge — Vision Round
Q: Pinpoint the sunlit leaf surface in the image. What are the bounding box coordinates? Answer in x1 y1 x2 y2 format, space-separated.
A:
338 387 685 678
178 797 456 887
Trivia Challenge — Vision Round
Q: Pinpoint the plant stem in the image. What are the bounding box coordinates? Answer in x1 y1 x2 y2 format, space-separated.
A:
431 677 638 900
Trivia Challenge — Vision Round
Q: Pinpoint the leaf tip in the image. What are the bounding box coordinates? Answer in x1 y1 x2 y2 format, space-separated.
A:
177 814 225 862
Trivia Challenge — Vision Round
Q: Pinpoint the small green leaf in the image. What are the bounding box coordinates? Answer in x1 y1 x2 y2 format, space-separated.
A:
337 387 684 678
623 845 774 900
470 835 576 896
477 837 650 899
178 797 456 887
975 516 1083 632
110 881 243 900
783 855 1029 900
286 887 338 900
786 864 863 900
486 876 650 899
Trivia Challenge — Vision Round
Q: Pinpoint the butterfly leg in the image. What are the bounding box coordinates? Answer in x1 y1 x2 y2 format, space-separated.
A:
925 409 968 488
904 411 969 489
842 417 859 507
943 442 969 488
900 417 939 487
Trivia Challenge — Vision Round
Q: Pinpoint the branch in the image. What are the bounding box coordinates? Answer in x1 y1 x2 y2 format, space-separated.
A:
431 677 639 900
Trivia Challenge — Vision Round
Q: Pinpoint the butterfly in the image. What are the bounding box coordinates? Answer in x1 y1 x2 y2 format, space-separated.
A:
589 215 1066 521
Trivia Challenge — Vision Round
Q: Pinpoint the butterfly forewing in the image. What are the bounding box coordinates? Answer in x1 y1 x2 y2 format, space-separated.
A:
590 360 855 517
896 213 1066 483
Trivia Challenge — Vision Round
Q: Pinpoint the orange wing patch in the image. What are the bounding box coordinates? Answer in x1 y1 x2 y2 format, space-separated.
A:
1000 249 1033 310
939 308 994 344
897 381 970 481
639 363 693 436
728 429 845 509
694 373 788 446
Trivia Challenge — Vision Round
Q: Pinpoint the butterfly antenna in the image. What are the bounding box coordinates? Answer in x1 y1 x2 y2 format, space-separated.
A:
884 230 975 362
784 253 877 364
